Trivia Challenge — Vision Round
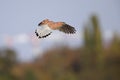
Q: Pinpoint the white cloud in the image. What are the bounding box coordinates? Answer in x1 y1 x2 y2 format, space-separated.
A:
103 30 113 40
13 33 30 45
0 30 114 47
44 31 83 42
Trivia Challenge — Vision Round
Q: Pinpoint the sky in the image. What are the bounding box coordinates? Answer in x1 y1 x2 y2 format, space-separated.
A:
0 0 120 61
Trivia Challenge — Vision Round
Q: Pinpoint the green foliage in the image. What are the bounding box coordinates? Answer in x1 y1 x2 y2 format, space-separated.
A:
24 69 37 80
0 48 17 80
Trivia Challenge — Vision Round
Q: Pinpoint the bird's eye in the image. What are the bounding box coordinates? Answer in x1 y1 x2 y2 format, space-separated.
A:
38 22 43 26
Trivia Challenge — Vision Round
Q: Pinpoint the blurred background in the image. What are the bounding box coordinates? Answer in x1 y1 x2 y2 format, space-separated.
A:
0 0 120 80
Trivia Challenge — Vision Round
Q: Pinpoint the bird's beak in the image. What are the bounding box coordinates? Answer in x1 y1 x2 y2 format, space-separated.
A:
38 22 42 26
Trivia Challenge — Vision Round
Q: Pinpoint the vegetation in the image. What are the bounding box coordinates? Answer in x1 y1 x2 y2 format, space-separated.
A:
0 15 120 80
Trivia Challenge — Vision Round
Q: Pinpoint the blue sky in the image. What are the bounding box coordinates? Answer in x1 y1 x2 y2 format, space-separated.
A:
0 0 120 61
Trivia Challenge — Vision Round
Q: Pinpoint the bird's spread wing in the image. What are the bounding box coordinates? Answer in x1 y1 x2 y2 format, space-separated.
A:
58 23 76 34
35 25 52 38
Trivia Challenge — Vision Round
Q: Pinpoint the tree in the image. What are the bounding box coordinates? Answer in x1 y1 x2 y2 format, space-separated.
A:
0 48 17 80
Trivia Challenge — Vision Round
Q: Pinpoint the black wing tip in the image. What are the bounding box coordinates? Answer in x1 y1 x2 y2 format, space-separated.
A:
62 24 76 34
35 30 39 36
39 32 52 38
35 30 52 39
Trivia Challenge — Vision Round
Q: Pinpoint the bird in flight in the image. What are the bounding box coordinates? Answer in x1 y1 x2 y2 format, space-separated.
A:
35 19 76 38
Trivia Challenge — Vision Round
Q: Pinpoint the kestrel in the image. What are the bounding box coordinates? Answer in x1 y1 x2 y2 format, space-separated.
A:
35 19 76 38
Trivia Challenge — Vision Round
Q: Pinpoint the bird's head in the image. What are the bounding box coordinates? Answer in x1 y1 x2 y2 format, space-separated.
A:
38 19 49 26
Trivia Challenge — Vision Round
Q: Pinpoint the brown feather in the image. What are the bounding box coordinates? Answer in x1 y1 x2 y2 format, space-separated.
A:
48 22 64 30
59 24 76 34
